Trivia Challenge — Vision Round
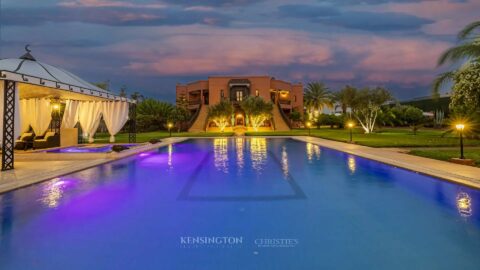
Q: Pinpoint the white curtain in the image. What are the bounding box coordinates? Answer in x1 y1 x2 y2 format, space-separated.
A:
101 101 129 142
19 99 30 133
28 98 52 136
78 101 102 143
0 82 21 148
61 100 79 128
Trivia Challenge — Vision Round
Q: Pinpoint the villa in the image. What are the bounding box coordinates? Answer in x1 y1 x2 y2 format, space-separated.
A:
176 76 303 132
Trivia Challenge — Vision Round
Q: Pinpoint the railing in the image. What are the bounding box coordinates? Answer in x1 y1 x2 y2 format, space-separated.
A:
277 102 292 129
189 100 202 106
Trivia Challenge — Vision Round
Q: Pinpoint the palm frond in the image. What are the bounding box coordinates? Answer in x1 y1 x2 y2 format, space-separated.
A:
437 43 480 66
432 71 455 97
458 21 480 40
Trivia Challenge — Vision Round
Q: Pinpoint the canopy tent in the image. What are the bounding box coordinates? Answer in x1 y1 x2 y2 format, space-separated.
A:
0 47 137 171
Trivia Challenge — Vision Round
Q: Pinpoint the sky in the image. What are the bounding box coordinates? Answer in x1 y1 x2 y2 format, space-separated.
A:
0 0 478 102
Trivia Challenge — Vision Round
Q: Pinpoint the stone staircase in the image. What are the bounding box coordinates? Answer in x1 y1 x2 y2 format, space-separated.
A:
188 105 209 132
272 104 291 131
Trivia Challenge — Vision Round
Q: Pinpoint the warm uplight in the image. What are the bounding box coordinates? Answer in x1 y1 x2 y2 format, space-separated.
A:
52 104 60 111
455 123 465 131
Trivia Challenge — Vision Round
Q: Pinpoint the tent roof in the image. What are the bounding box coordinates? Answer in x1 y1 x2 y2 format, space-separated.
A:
0 48 133 102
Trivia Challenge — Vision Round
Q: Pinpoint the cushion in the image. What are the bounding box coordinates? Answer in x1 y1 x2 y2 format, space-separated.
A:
44 132 56 139
20 132 33 140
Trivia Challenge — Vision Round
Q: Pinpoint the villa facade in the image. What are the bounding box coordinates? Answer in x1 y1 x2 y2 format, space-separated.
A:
176 76 303 132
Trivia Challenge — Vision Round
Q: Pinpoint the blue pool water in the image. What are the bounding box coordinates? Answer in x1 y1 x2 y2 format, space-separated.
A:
1 138 480 270
45 144 138 153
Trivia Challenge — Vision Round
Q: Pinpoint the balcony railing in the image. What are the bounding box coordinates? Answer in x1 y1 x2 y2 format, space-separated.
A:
279 99 291 105
189 100 201 106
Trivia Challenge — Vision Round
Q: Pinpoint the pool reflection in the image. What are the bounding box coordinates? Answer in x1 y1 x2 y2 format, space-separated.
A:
457 192 472 217
306 143 321 162
249 138 267 173
214 138 229 173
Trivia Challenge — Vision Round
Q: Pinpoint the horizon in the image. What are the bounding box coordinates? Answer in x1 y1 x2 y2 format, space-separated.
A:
0 0 477 102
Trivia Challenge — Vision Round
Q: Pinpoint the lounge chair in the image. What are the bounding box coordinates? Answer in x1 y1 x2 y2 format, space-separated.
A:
33 131 60 149
14 132 35 150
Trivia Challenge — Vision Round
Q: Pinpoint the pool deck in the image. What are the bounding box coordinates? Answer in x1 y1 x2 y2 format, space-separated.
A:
293 136 480 189
1 136 480 194
0 137 188 194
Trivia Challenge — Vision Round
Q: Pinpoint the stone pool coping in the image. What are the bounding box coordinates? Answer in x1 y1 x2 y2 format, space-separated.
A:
0 138 189 194
1 135 480 194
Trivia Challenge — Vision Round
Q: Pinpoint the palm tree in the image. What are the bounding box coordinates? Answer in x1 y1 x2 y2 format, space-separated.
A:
433 20 480 95
334 85 357 114
304 82 334 120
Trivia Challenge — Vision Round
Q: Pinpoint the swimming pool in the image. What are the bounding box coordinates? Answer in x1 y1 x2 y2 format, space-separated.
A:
1 138 479 269
44 144 138 153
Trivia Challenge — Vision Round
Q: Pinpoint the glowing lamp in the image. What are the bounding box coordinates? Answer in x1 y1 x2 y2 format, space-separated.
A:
455 123 465 131
52 104 60 111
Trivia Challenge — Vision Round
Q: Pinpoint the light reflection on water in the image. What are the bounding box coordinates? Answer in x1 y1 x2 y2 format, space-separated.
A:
214 138 229 173
348 155 356 174
457 192 473 217
235 138 244 170
306 143 321 162
249 138 267 173
41 178 64 208
281 146 289 178
167 144 173 169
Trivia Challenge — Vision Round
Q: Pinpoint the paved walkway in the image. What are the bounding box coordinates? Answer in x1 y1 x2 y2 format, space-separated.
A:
293 136 480 189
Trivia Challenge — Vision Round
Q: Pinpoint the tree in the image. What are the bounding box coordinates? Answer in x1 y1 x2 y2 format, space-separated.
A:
119 85 127 97
404 106 424 135
136 99 173 131
208 100 233 132
350 87 393 133
93 81 109 90
433 20 480 95
304 82 334 120
449 61 480 115
169 106 191 132
240 96 273 131
334 85 357 114
130 91 145 103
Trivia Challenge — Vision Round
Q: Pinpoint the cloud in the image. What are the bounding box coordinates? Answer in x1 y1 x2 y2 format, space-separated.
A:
318 11 434 31
161 0 263 7
1 6 230 27
59 0 166 8
278 4 340 18
111 27 333 76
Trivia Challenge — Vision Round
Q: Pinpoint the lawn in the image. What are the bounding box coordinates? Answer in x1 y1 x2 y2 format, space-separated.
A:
97 127 480 148
245 127 480 148
94 131 233 143
409 149 480 167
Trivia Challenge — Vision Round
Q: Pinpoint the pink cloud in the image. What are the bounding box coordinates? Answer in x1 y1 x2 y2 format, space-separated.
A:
113 27 333 76
338 36 450 72
59 0 166 8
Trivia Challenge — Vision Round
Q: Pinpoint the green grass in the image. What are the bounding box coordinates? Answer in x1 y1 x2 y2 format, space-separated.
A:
94 131 233 143
245 127 480 148
96 127 480 148
409 149 480 167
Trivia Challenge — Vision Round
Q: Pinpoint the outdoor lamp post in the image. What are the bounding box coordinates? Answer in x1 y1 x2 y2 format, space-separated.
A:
455 123 465 159
347 122 354 143
306 122 311 136
168 123 173 137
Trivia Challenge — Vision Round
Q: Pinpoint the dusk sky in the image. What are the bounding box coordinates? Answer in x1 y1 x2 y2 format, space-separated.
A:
1 0 478 102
